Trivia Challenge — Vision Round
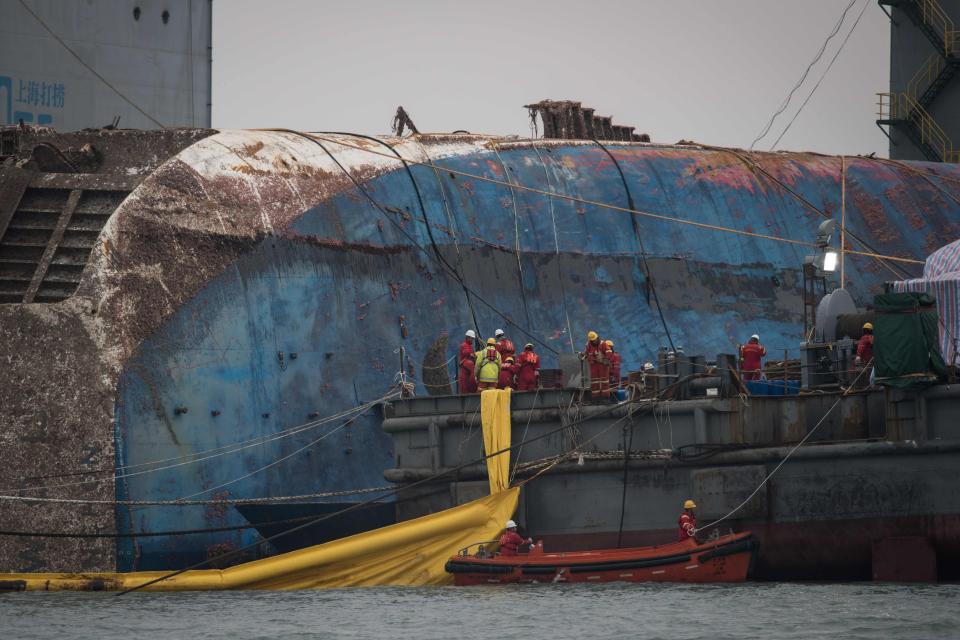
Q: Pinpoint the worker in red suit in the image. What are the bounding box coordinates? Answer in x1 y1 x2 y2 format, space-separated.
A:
499 519 532 556
458 329 478 394
606 340 622 391
498 356 517 390
854 322 875 387
580 331 611 399
856 322 874 366
677 499 697 542
739 334 766 381
516 343 540 391
494 328 515 361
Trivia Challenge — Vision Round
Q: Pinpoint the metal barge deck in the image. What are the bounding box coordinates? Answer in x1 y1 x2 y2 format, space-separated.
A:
383 386 960 581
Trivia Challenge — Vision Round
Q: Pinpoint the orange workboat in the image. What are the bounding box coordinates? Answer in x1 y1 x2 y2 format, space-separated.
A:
445 531 756 585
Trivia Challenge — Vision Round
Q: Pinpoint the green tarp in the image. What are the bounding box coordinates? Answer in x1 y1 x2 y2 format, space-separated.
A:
874 292 947 389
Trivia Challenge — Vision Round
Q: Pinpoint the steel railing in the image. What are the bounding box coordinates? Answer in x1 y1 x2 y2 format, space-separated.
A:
906 52 946 102
917 0 959 56
877 91 959 163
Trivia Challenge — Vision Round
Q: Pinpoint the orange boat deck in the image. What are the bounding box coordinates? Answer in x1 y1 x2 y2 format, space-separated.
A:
445 532 756 585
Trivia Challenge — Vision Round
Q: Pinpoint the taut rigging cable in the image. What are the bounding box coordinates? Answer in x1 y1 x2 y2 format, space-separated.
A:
313 131 483 340
593 139 677 354
271 129 560 355
1 392 398 494
117 397 639 595
302 133 924 266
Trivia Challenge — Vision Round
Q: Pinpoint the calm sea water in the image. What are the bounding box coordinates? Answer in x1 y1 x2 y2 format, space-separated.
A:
3 583 957 640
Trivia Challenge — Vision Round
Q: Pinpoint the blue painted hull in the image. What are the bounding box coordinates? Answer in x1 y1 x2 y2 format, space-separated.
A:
111 136 960 569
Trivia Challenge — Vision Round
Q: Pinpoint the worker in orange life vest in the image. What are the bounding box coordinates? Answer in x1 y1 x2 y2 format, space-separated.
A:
458 329 479 394
739 334 766 381
494 328 516 361
580 331 611 399
498 356 518 390
678 499 697 542
516 343 540 391
499 519 532 556
606 340 622 390
474 337 502 391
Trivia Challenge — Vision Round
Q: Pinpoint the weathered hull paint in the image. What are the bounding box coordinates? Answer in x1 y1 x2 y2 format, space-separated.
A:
3 130 959 572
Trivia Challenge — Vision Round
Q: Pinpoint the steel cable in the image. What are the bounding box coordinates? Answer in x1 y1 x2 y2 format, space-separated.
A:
313 131 485 343
593 139 677 353
274 129 560 355
749 0 858 149
694 361 873 534
0 391 398 494
299 133 924 266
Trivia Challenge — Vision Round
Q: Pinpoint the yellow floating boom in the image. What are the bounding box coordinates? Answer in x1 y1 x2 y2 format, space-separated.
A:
1 389 517 592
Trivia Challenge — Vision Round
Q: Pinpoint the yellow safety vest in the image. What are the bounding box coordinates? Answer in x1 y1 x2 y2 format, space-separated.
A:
475 348 501 383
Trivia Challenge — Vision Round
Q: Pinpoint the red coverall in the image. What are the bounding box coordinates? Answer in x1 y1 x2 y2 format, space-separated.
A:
499 530 528 556
609 351 622 389
458 339 477 394
740 342 766 381
857 334 874 364
498 361 517 390
496 338 516 361
677 511 697 542
516 350 540 391
585 339 611 398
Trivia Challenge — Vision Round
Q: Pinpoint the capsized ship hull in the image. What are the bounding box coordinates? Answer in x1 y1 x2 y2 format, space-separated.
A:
1 127 958 572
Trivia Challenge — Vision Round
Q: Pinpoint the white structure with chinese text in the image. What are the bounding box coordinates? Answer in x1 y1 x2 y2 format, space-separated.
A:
1 0 211 130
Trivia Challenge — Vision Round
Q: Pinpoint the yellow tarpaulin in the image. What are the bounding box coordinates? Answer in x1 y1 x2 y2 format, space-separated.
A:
480 387 511 494
2 488 518 591
1 388 519 592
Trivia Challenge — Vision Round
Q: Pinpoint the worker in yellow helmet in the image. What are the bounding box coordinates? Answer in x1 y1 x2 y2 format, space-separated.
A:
579 331 611 399
678 499 697 542
474 337 502 390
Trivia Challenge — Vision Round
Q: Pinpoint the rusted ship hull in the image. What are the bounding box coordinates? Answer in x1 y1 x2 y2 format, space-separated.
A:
1 126 958 573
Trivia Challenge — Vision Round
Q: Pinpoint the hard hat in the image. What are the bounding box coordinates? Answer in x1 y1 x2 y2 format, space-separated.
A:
524 343 534 350
505 357 514 363
643 362 655 371
495 329 505 337
486 337 496 345
863 322 873 331
587 331 598 341
465 329 476 339
751 334 760 341
506 520 517 529
605 340 614 348
684 499 697 509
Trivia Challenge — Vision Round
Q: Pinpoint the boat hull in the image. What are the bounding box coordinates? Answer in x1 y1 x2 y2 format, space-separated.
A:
445 532 755 585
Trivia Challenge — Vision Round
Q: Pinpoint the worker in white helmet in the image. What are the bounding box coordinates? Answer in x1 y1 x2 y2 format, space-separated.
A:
739 334 766 381
499 519 533 556
458 330 479 394
494 328 515 360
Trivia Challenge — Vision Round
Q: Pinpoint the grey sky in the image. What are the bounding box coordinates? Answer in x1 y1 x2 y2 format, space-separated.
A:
212 0 889 157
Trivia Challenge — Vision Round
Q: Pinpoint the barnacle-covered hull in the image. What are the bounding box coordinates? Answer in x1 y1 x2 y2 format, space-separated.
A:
1 126 958 571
